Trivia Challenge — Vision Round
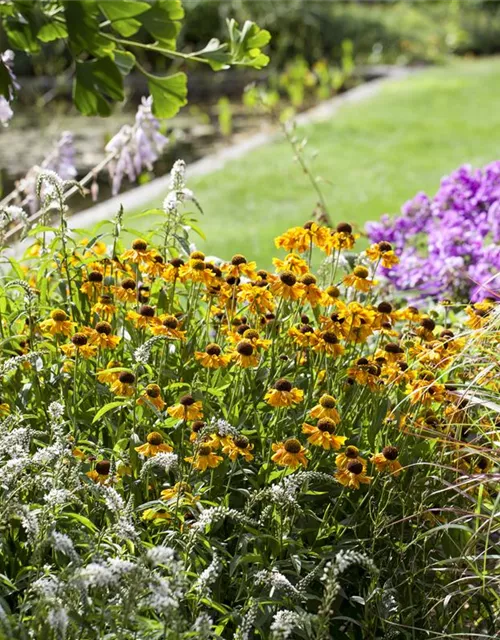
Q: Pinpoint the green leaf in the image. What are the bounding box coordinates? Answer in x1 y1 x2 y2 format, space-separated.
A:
98 0 150 37
4 17 40 53
138 0 184 49
114 50 136 76
74 58 124 116
225 19 271 69
92 401 124 423
61 513 98 533
37 20 68 43
64 0 114 57
148 71 187 118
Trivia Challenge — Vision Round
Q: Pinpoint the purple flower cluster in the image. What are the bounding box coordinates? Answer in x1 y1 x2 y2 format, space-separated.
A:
366 161 500 302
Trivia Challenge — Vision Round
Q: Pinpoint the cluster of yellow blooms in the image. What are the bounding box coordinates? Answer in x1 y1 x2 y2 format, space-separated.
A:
7 219 498 523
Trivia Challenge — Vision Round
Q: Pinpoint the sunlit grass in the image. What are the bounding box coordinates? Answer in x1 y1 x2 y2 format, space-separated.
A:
126 57 500 268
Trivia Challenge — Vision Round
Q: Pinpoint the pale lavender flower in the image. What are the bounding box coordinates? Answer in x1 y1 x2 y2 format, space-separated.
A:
105 96 168 195
0 49 17 127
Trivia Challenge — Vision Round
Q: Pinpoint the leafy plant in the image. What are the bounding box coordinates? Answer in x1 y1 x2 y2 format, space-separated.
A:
0 0 271 118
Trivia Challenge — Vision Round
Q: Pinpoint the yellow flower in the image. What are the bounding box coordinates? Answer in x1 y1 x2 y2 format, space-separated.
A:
141 507 172 522
365 241 399 269
0 402 10 415
163 257 184 282
271 438 308 470
237 283 275 315
311 330 345 357
195 343 231 369
343 266 376 292
275 221 329 254
60 333 98 359
137 384 166 411
405 372 446 405
135 431 172 457
288 323 317 348
324 225 358 255
335 460 371 489
167 394 203 421
231 340 259 368
222 435 255 461
265 379 304 407
80 270 104 297
120 239 155 267
321 285 345 308
272 253 309 276
110 371 136 397
92 295 117 318
223 254 257 279
335 446 366 470
151 314 186 340
40 309 76 337
86 460 112 484
309 395 340 423
185 443 223 471
89 321 121 350
371 446 403 475
97 360 122 384
113 277 137 303
299 273 323 307
302 418 347 450
179 253 217 286
126 305 161 329
161 482 199 505
270 271 304 301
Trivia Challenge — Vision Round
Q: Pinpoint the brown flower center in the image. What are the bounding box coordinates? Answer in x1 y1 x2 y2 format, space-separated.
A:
321 331 339 344
51 309 68 322
336 222 352 234
319 394 336 409
206 343 221 356
162 315 178 329
179 394 195 406
345 446 359 459
146 384 161 398
88 270 103 283
95 321 112 335
420 317 436 331
132 239 147 251
231 254 247 266
279 271 296 287
71 333 88 346
300 273 317 286
190 251 205 260
274 378 292 392
325 285 340 298
96 460 111 475
139 305 155 317
198 444 212 456
317 418 336 433
121 278 136 290
353 266 369 279
377 301 393 314
284 438 302 454
382 445 399 461
234 435 249 449
169 258 184 269
191 420 205 433
236 340 254 356
118 371 135 384
347 461 363 475
147 431 163 445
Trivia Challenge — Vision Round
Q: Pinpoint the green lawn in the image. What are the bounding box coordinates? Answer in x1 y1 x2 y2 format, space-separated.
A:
127 57 500 268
